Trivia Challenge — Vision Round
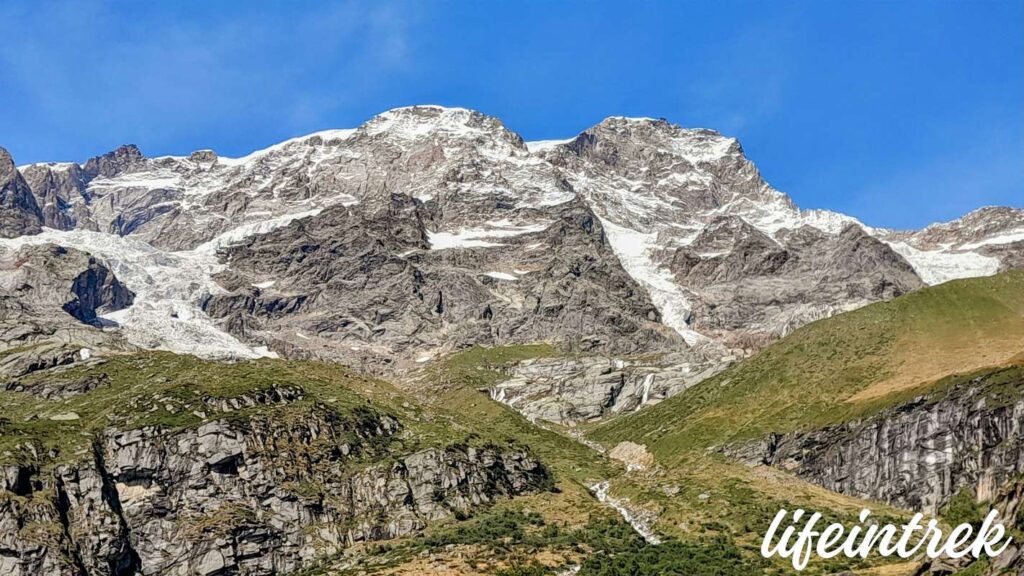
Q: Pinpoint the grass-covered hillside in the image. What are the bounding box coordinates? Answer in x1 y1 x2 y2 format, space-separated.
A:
591 270 1024 464
403 343 908 576
0 351 458 467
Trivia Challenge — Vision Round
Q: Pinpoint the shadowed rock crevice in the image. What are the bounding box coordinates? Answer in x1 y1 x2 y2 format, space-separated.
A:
62 258 135 325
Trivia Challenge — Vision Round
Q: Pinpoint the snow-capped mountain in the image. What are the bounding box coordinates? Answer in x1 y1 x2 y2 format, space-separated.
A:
1 105 1020 368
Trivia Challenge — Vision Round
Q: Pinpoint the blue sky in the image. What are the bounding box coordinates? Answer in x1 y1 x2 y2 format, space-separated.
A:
0 1 1020 229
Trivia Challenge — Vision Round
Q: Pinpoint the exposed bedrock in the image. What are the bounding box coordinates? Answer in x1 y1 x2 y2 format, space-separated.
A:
723 366 1024 514
202 193 681 369
0 406 550 575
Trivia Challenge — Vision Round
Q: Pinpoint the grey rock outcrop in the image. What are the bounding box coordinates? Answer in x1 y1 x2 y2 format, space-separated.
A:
0 245 134 327
892 206 1024 251
489 350 729 424
914 475 1024 575
723 366 1024 513
661 219 924 348
0 148 43 238
202 192 680 368
0 406 550 575
0 245 134 377
81 145 145 180
19 161 91 230
18 145 144 232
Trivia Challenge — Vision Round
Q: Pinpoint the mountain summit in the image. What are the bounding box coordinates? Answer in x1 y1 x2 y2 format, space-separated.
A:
1 105 1020 368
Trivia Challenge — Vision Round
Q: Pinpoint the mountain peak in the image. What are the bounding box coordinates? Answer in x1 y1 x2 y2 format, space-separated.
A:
83 144 145 178
573 116 740 165
362 105 526 151
0 147 16 178
368 105 498 131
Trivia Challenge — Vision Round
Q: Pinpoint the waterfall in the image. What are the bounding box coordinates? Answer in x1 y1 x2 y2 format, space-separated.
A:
640 373 655 405
589 480 661 544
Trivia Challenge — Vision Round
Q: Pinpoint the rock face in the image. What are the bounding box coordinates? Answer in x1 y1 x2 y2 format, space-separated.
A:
915 476 1024 575
0 148 43 238
723 366 1024 513
489 351 729 424
661 219 924 347
63 256 135 325
202 192 680 368
536 118 935 351
0 244 134 323
19 144 147 234
0 245 134 377
0 406 550 576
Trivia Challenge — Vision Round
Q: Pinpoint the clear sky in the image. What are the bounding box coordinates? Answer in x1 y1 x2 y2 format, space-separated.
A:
1 1 1020 229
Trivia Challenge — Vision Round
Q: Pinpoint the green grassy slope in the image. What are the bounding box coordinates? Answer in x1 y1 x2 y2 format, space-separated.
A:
405 344 906 576
590 270 1024 465
0 351 534 468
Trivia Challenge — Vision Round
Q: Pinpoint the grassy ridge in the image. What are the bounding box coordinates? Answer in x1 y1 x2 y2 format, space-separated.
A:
590 271 1024 464
0 351 494 467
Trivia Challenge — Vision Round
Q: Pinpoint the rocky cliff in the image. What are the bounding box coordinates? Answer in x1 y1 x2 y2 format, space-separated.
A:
660 218 924 348
0 244 134 378
0 355 552 576
488 350 730 424
202 192 680 369
0 148 43 239
914 475 1024 575
724 365 1024 513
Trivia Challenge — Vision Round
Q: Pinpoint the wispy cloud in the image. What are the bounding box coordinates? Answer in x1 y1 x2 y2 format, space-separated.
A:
0 0 414 159
842 115 1023 228
682 9 803 135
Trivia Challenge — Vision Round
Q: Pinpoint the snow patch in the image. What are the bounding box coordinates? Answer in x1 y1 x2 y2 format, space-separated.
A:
484 271 518 281
17 162 76 172
427 220 551 250
526 138 574 153
959 229 1024 250
194 209 324 254
365 106 489 140
218 129 357 167
88 171 182 191
598 217 706 345
886 241 1001 285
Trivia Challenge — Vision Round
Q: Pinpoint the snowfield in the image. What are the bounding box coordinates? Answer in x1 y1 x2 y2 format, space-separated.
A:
598 218 706 346
885 241 1001 285
0 209 324 359
427 220 553 250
